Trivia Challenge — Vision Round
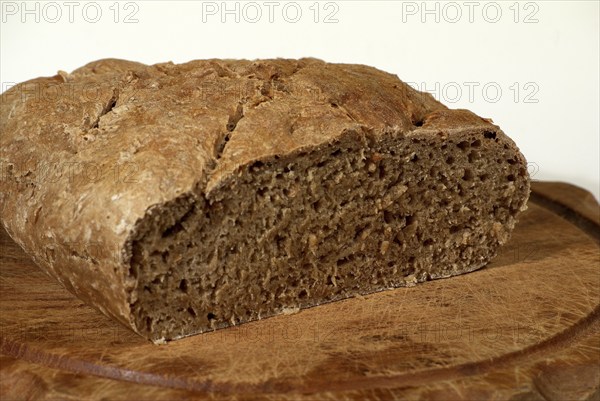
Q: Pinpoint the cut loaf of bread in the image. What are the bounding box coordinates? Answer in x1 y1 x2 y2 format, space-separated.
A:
0 58 530 342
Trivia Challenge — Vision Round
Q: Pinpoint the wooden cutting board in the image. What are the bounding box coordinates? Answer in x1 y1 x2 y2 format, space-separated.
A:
1 181 599 401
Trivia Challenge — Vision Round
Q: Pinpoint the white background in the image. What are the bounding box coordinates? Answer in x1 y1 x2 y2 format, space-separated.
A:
1 0 598 199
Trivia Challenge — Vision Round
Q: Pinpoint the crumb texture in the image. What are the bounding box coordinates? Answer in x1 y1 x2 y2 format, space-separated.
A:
0 58 530 340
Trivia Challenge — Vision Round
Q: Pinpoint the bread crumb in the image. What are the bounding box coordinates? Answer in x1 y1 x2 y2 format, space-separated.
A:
57 70 70 82
360 227 372 240
461 231 470 245
115 219 127 235
370 153 383 162
308 234 318 254
282 307 300 315
503 182 516 196
380 240 390 255
404 274 418 287
383 185 408 207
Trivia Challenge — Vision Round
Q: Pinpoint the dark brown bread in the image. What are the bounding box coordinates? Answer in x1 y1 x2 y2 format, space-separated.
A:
0 58 530 342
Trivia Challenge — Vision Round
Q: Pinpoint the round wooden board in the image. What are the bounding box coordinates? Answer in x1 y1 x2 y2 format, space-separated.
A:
1 181 599 401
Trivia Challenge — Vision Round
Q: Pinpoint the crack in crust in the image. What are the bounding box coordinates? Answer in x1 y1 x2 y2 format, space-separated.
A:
211 59 309 165
90 88 120 130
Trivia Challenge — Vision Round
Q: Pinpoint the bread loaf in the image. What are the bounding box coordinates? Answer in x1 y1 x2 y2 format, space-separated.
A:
0 58 530 342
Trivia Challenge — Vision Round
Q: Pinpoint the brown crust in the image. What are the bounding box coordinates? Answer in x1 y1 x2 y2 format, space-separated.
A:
0 58 529 337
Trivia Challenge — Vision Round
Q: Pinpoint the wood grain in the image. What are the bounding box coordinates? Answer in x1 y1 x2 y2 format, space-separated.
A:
1 181 599 401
